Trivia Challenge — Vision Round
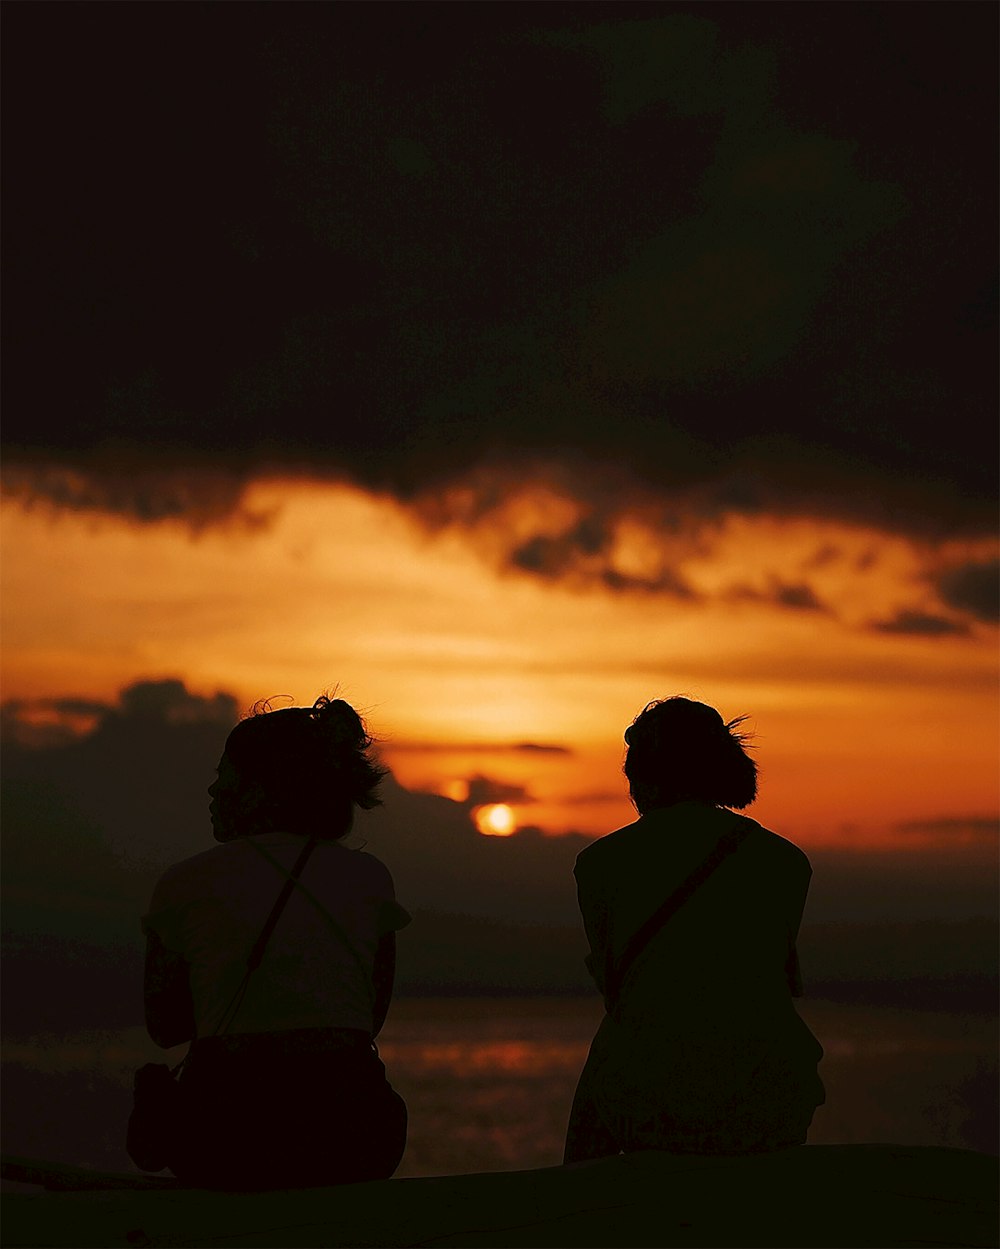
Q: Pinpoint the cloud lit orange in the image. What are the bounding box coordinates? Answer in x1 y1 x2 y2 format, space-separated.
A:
1 479 997 852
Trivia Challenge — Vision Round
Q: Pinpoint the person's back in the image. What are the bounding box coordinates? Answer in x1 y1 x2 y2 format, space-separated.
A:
576 801 809 1020
134 695 410 1189
565 699 824 1161
146 834 407 1039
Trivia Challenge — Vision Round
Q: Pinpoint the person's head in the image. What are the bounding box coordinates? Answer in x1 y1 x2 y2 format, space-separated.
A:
623 696 757 815
208 695 387 842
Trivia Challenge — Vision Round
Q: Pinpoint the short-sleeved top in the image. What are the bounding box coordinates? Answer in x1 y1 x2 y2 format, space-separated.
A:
142 833 411 1038
574 801 811 1029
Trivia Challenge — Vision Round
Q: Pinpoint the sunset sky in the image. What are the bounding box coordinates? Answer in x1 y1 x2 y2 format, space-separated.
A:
3 2 997 868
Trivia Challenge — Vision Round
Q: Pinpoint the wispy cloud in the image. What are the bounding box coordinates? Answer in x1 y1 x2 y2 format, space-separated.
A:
383 740 574 757
463 774 536 807
868 610 970 638
934 559 1000 624
2 459 271 534
726 578 828 613
895 815 998 843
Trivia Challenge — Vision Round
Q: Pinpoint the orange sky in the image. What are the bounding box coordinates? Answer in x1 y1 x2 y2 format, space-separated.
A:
2 479 997 850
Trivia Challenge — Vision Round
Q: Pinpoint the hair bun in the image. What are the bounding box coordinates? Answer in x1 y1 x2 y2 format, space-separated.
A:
310 695 369 750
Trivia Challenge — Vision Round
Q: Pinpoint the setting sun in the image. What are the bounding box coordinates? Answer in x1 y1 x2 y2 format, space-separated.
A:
475 804 517 837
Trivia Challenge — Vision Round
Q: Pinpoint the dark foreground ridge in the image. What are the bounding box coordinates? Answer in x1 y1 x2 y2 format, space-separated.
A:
4 1144 996 1249
4 1145 996 1249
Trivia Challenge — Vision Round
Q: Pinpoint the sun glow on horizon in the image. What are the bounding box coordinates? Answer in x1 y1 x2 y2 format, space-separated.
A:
1 479 997 849
475 803 517 837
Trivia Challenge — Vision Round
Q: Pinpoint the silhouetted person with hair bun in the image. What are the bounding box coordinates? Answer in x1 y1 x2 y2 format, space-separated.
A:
138 695 409 1188
564 697 824 1162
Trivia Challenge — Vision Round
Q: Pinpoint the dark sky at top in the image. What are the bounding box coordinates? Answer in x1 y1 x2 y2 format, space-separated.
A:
3 2 997 537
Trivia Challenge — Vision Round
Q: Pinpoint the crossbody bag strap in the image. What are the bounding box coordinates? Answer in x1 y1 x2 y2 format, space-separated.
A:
605 816 753 1018
244 834 319 972
243 839 375 998
212 834 319 1037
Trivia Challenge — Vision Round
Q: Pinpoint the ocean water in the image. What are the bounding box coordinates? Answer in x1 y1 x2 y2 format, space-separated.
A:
2 996 996 1179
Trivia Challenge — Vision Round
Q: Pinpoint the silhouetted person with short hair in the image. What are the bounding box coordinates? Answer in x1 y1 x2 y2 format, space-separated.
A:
564 697 824 1162
139 696 409 1188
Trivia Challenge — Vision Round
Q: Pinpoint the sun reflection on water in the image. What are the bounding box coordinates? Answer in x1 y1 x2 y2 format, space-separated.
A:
378 1039 584 1075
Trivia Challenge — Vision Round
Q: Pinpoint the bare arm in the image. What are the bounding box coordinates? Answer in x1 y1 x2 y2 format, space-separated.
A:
372 931 396 1039
577 870 611 997
785 860 812 997
144 931 195 1048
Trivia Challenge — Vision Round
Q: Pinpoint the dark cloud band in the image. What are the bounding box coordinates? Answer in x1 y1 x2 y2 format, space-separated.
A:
3 4 996 602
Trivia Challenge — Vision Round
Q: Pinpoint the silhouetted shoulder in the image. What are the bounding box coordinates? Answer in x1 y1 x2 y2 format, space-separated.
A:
149 841 236 895
150 839 403 914
355 848 396 881
751 821 812 878
575 805 811 882
718 815 813 889
574 818 642 868
354 848 411 932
